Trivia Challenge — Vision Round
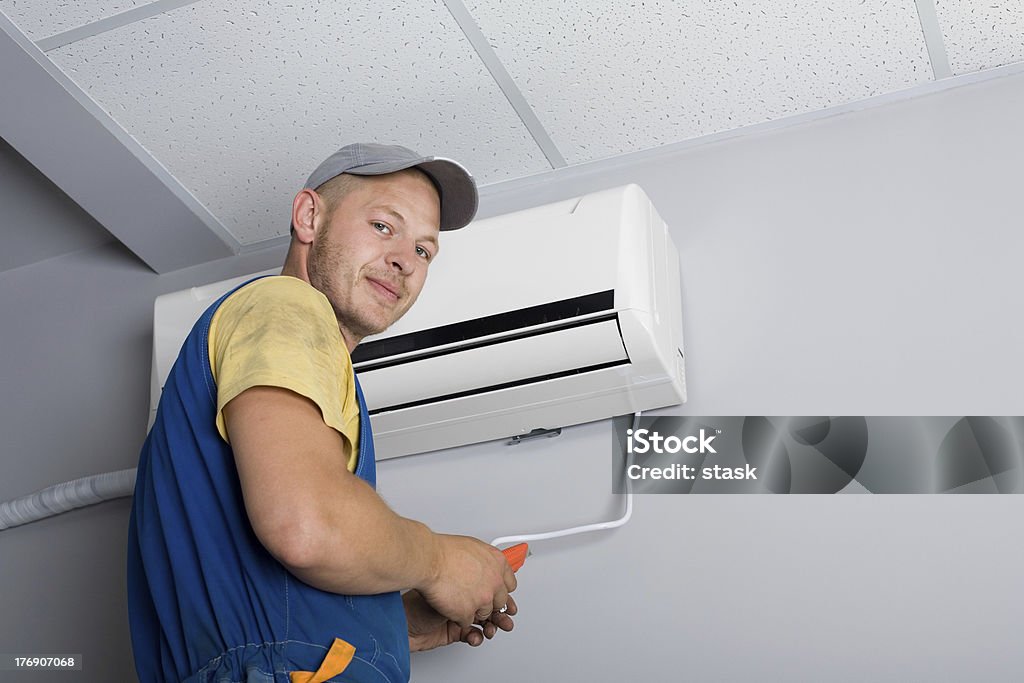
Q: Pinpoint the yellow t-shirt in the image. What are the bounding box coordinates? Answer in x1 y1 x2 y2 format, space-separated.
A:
208 276 360 471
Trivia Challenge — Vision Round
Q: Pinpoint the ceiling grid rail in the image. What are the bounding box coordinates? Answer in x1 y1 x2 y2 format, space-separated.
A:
441 0 568 169
35 0 204 52
913 0 954 79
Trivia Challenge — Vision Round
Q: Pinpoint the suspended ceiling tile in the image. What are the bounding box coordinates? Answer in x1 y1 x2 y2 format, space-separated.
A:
934 0 1024 75
0 0 156 41
466 0 933 165
48 0 550 246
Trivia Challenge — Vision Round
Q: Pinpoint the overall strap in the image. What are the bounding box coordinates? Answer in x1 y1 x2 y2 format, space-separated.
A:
352 374 377 488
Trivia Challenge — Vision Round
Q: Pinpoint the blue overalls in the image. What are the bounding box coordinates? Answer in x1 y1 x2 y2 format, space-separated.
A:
127 277 410 682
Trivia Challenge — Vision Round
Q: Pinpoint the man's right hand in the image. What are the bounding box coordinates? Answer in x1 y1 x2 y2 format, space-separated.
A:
227 386 518 605
420 534 517 628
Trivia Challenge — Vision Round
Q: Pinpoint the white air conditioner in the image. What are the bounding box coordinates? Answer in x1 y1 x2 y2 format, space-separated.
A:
150 184 686 458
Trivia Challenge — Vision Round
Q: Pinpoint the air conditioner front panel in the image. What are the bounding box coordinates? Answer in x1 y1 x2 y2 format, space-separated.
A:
369 365 683 458
358 318 628 412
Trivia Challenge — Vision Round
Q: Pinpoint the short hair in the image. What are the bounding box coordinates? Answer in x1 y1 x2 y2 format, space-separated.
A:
289 168 436 236
290 173 365 236
314 173 366 215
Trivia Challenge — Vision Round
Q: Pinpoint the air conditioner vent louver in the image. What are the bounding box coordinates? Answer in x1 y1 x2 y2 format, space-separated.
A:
351 290 616 369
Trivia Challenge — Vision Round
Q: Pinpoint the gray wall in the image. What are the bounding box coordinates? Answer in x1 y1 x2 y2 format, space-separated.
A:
2 70 1023 682
0 142 287 681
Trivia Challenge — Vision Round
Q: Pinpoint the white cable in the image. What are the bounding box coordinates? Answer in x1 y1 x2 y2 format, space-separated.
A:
0 468 136 531
490 411 641 548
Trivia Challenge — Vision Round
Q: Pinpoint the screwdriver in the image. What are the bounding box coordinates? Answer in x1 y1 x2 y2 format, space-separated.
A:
501 542 529 572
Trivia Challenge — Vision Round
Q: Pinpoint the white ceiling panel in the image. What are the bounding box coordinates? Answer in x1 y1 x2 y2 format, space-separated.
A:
0 0 155 41
47 0 550 246
466 0 934 164
934 0 1024 75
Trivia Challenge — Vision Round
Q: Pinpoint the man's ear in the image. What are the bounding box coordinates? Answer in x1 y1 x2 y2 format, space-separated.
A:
291 189 319 244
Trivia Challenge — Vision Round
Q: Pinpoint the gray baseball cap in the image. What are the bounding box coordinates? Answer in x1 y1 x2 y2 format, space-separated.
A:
304 142 478 230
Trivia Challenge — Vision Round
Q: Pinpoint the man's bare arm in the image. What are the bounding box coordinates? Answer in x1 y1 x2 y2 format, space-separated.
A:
223 385 515 626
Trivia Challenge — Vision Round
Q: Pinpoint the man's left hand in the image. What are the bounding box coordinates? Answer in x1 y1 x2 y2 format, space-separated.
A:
403 589 516 652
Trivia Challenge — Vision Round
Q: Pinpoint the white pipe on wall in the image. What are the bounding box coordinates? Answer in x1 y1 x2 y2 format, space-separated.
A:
0 468 135 530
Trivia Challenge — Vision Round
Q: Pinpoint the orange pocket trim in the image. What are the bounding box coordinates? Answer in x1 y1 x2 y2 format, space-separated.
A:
289 638 356 683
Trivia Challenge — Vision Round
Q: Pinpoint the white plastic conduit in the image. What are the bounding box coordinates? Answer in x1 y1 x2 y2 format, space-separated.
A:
490 411 639 548
0 468 136 530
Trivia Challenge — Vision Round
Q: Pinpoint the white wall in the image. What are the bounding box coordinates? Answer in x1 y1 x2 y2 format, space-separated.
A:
1 69 1023 682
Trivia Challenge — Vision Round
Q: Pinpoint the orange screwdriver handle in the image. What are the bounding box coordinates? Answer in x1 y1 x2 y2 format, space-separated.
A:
501 543 529 572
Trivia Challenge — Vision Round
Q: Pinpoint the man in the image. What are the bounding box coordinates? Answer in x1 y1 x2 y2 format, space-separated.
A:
128 143 518 683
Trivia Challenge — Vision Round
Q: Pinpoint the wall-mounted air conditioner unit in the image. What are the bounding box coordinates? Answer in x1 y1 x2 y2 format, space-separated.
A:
151 184 686 458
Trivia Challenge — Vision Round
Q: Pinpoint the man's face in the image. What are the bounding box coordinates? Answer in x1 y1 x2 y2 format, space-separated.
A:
307 169 441 348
